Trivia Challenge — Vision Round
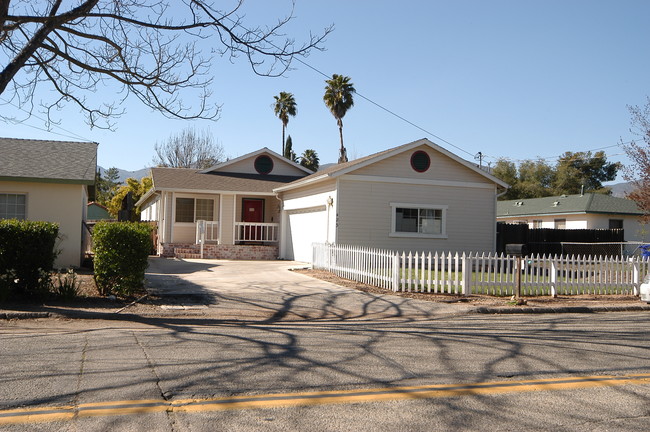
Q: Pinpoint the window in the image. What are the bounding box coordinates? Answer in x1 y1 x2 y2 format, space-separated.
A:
254 155 274 174
196 199 214 221
410 151 431 173
532 220 543 228
175 198 214 223
609 219 623 229
0 193 26 220
391 203 447 238
554 219 566 229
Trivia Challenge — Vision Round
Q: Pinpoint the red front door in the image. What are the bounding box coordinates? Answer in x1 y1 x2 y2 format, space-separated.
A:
242 199 264 241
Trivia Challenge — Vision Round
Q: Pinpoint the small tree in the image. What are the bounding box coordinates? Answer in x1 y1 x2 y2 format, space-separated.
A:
94 167 121 205
284 135 297 162
153 127 225 169
623 97 650 219
300 149 320 172
107 177 152 220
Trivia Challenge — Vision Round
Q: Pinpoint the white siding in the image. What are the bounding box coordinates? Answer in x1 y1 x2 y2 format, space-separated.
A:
353 144 489 183
337 179 497 254
499 214 648 243
216 153 307 176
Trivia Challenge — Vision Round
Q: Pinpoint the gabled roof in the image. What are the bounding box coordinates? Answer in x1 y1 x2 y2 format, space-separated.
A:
146 167 303 195
497 193 644 217
273 138 508 192
0 137 97 184
200 147 314 175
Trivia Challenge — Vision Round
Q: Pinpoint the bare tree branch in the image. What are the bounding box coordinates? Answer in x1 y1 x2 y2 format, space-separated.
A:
0 0 332 129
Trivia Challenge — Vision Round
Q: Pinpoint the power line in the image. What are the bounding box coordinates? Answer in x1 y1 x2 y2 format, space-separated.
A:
0 97 93 142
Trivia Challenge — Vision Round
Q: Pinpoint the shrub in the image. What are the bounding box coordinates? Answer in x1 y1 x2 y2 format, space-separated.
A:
54 269 81 299
93 222 152 297
0 219 59 300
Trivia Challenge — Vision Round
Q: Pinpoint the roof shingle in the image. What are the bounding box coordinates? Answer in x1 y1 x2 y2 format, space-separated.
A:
0 137 97 183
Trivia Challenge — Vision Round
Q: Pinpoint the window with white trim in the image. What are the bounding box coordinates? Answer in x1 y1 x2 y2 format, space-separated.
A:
175 198 214 222
0 193 26 220
390 203 447 238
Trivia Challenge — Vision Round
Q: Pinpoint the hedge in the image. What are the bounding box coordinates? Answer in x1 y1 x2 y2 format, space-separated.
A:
0 219 59 300
93 221 152 296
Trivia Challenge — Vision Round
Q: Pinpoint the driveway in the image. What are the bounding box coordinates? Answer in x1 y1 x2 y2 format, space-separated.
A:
145 257 470 322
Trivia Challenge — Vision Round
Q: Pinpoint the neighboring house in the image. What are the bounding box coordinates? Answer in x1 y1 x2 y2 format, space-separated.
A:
274 138 508 261
138 139 508 262
496 193 647 242
137 148 314 259
0 138 97 268
87 202 112 221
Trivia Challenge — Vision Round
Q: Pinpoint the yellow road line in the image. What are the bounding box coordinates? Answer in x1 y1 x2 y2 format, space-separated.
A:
1 373 649 425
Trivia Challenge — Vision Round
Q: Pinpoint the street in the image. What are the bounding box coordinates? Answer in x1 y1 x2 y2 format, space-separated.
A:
1 312 649 431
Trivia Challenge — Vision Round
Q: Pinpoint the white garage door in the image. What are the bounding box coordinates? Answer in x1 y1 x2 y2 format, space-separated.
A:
286 206 327 262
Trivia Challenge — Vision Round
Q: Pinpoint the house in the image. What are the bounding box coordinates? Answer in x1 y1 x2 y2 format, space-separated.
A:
87 202 112 221
274 138 508 261
496 193 647 242
137 148 314 259
138 139 508 262
0 138 97 268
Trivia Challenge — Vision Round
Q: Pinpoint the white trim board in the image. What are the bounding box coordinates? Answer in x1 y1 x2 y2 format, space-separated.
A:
341 174 496 190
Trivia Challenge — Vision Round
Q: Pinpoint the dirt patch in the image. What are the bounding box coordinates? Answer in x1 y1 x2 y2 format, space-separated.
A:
293 269 643 308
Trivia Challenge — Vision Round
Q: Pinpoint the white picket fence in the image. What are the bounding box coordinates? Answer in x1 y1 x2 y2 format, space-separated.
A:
312 243 648 296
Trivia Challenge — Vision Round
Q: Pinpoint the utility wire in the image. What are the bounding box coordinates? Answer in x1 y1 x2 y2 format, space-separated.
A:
0 97 93 142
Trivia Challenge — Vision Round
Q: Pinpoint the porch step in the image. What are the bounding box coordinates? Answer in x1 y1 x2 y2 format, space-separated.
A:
174 247 200 254
175 253 202 259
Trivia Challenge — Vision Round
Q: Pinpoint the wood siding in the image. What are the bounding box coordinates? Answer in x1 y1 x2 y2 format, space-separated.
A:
352 144 489 184
337 179 497 254
216 153 307 176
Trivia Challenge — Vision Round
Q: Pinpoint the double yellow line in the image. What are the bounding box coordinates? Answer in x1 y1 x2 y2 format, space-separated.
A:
2 373 649 425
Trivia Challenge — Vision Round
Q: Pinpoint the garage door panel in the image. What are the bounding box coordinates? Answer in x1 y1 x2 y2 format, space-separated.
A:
286 207 327 262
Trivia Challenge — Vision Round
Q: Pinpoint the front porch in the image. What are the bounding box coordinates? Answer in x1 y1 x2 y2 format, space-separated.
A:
161 242 279 260
162 218 280 260
146 191 283 260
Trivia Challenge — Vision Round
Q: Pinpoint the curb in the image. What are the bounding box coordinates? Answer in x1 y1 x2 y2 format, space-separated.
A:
1 312 51 320
474 305 650 314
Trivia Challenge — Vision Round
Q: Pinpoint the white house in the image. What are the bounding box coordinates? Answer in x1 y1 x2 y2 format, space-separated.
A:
0 138 97 268
139 139 508 262
496 193 647 242
275 138 508 261
137 148 313 259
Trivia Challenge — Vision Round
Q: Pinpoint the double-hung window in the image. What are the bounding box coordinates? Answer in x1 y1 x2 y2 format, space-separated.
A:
0 193 26 220
175 198 214 223
390 203 447 238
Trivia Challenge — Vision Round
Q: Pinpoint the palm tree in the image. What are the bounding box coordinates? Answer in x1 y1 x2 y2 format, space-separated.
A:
273 92 297 156
323 74 355 163
300 149 320 171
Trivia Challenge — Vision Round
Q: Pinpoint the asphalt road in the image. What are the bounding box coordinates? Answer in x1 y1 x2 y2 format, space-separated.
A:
1 312 649 431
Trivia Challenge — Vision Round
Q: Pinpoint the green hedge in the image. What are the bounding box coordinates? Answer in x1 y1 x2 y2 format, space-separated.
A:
0 219 59 300
93 222 152 297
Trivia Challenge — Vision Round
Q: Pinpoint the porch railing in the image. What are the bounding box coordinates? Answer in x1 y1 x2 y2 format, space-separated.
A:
196 220 219 244
234 222 279 243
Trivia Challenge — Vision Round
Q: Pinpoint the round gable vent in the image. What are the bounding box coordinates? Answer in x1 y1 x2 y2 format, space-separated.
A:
254 155 274 175
410 150 430 173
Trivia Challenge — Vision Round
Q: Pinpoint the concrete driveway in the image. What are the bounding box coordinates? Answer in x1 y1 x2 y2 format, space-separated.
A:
145 257 469 322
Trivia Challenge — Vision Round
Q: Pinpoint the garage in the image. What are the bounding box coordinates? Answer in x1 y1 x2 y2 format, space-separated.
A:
285 206 328 262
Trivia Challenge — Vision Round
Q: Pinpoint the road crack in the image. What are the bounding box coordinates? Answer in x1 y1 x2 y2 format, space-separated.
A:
132 332 179 432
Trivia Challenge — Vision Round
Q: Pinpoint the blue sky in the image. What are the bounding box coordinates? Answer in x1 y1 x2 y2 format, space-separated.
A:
1 0 648 181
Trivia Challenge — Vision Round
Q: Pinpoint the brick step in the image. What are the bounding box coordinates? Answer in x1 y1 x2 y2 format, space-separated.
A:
173 248 200 255
175 253 202 259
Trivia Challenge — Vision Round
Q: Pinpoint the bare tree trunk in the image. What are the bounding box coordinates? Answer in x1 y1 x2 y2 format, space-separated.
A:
338 122 347 163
